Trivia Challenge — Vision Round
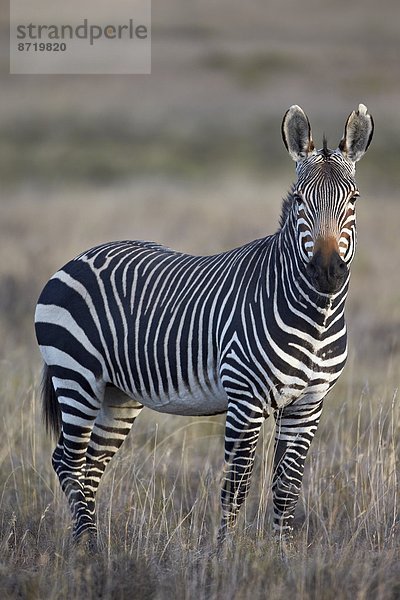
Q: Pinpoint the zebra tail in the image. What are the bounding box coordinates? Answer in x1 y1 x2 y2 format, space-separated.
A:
41 364 61 438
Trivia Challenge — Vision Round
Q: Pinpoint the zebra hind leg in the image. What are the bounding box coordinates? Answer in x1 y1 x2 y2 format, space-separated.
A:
83 385 143 541
49 372 104 547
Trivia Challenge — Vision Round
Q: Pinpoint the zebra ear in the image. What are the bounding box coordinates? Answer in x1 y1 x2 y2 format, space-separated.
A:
338 104 374 163
282 105 315 162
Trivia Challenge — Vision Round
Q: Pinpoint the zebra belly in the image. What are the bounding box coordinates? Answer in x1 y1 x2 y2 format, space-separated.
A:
132 379 229 417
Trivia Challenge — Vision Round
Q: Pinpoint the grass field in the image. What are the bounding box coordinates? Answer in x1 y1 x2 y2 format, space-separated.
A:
1 0 400 597
1 371 399 599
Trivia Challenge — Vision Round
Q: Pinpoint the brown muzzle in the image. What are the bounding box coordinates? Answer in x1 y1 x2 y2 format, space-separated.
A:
307 237 348 294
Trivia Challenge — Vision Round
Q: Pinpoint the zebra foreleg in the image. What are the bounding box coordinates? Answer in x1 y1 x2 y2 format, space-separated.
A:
272 400 323 538
219 401 265 541
84 390 143 532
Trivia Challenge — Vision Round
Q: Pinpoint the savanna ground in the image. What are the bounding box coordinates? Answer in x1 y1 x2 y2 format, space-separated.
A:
1 1 400 598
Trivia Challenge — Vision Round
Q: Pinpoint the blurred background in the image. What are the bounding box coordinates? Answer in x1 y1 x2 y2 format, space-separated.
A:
1 0 400 391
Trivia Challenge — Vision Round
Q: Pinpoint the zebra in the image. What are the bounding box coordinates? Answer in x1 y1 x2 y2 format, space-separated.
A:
35 105 373 548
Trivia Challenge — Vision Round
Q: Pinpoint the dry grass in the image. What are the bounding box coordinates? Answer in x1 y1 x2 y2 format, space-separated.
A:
1 353 399 599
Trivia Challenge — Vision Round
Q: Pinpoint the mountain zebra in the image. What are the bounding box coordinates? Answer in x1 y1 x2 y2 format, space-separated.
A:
35 105 373 547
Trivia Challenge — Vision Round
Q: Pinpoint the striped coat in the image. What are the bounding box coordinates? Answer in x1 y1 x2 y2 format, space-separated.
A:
35 104 373 547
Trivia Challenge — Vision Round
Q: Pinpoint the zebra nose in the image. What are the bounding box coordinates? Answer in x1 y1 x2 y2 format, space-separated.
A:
307 250 348 294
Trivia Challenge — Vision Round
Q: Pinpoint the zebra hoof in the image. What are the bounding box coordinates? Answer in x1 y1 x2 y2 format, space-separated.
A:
75 530 99 555
216 522 237 555
273 527 295 562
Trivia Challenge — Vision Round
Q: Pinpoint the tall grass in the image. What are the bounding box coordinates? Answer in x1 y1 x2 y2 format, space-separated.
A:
1 352 399 599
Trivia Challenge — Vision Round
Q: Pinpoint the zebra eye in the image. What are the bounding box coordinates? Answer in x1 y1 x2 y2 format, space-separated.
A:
293 193 303 205
350 191 359 203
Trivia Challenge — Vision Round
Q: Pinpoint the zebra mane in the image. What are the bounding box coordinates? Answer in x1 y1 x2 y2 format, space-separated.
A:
279 188 295 228
321 134 330 158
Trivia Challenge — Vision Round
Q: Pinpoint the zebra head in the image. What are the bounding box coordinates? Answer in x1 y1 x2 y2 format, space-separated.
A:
282 104 374 294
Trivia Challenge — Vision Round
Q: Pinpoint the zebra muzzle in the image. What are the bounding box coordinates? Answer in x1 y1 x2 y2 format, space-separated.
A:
307 249 348 294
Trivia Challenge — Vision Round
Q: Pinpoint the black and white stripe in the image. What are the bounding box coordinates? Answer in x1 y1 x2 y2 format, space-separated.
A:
35 105 373 545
